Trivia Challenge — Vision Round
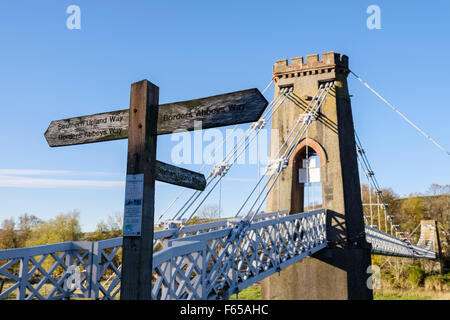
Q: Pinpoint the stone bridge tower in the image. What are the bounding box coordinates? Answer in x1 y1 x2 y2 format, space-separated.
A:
261 52 373 300
419 220 444 273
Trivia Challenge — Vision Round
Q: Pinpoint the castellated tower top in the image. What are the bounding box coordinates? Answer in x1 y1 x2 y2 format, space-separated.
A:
273 51 349 81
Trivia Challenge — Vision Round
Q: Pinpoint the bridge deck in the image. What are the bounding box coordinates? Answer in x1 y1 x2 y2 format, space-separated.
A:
0 210 435 300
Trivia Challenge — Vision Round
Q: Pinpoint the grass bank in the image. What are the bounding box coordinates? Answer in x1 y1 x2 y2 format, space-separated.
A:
231 284 449 300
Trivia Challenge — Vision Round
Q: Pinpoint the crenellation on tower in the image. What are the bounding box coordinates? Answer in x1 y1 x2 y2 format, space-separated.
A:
273 51 349 81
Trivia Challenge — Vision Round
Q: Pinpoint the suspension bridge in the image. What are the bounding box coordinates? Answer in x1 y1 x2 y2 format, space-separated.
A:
0 52 444 300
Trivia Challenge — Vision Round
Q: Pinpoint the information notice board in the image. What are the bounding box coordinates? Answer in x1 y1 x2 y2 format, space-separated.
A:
123 174 144 236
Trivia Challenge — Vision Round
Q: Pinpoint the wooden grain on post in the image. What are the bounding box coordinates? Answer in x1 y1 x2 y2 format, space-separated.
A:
120 80 158 300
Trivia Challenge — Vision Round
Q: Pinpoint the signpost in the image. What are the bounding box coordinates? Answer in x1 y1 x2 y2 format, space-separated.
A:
44 88 267 147
44 79 268 300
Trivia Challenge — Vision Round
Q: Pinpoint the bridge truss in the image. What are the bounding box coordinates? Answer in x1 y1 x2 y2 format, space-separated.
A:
365 226 435 259
0 210 436 300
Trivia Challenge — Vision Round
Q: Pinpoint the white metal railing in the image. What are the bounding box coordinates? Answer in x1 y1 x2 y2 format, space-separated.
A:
152 211 289 251
1 210 438 300
164 209 327 299
0 210 323 300
365 226 436 259
0 241 94 300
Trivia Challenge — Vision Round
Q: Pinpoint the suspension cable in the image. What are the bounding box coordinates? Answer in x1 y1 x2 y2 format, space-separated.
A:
233 84 330 219
351 70 450 157
157 80 276 223
176 87 292 227
245 83 334 222
284 83 333 160
168 85 285 222
356 130 411 237
269 83 328 163
261 79 274 96
179 92 284 231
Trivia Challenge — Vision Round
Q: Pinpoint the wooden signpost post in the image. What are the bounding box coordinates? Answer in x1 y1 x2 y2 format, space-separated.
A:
44 79 268 300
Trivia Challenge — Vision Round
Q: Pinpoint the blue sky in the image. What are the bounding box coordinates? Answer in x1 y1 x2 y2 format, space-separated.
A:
0 1 449 232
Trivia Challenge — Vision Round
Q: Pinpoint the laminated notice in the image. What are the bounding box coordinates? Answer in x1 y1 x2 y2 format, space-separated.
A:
123 174 144 236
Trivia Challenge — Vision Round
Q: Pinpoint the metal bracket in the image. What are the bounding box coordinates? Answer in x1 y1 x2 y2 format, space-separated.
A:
209 162 230 179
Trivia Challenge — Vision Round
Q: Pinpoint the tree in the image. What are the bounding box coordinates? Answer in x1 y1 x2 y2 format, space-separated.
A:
0 214 41 249
426 184 450 225
25 211 82 247
82 212 124 278
0 218 19 249
399 195 428 233
380 188 401 215
85 212 123 241
198 204 221 220
17 214 41 246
